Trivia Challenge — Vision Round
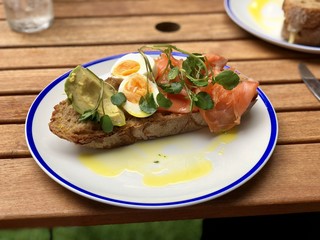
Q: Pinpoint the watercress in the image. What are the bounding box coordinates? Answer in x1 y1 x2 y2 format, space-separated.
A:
138 44 240 112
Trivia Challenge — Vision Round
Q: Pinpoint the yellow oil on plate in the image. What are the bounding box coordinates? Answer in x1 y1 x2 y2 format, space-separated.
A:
79 130 236 187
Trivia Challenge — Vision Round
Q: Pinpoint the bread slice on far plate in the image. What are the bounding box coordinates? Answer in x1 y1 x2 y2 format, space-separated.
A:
281 0 320 46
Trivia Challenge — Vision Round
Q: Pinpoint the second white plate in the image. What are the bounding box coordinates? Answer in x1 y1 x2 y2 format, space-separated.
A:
224 0 320 54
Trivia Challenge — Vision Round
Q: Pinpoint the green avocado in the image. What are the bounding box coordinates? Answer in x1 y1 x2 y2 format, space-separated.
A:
65 65 126 127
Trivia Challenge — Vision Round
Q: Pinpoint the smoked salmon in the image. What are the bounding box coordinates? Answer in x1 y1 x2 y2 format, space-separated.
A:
199 81 259 133
154 51 259 133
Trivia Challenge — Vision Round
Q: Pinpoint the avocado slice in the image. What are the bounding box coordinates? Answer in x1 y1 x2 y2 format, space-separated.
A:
65 65 126 127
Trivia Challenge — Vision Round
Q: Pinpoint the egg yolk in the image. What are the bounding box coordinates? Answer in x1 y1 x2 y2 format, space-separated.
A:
123 74 152 104
112 60 140 77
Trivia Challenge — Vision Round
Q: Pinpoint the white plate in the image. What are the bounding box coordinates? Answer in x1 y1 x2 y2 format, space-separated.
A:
224 0 320 54
25 52 278 209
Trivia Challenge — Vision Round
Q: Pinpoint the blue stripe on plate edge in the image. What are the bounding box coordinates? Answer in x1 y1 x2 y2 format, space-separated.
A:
25 52 278 208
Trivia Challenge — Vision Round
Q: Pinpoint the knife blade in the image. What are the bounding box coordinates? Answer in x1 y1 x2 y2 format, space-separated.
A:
298 63 320 101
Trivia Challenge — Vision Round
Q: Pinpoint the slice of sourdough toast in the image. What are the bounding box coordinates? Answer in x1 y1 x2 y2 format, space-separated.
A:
49 99 207 149
49 96 258 149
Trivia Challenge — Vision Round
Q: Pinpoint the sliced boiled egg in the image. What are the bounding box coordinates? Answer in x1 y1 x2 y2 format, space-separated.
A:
118 73 159 118
111 53 157 78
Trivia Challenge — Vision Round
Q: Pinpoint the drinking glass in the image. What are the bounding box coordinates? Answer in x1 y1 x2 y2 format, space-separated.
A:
3 0 54 33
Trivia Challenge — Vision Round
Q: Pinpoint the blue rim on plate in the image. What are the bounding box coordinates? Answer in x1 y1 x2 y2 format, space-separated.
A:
25 52 278 209
224 0 320 54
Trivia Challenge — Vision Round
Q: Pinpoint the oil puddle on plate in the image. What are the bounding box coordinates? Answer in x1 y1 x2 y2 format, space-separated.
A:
79 128 237 187
248 0 284 36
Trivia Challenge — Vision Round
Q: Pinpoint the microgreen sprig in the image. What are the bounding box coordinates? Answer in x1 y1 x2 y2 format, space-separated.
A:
137 44 240 112
139 93 158 114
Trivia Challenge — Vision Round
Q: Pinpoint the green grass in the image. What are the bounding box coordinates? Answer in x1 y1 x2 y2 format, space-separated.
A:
0 219 202 240
0 228 50 240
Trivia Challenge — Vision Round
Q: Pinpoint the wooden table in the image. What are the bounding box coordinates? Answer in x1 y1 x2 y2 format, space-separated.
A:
1 0 319 229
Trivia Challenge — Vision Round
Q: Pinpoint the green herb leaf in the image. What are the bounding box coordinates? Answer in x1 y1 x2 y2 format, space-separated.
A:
183 55 204 78
168 67 180 80
79 110 99 122
111 92 127 106
214 70 240 90
139 93 158 114
156 92 172 109
187 78 209 87
194 92 214 110
100 115 114 133
159 82 183 94
182 56 194 76
79 110 93 121
182 55 209 87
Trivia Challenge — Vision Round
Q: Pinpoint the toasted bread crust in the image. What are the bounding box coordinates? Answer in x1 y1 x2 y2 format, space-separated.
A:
49 100 207 149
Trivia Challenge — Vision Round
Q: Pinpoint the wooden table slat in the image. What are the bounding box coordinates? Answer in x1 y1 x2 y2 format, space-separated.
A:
1 142 319 228
0 0 224 19
0 40 310 71
0 14 249 47
1 63 315 96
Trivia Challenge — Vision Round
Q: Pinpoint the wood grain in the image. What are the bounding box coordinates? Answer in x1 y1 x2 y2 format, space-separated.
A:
0 0 224 19
0 68 70 95
0 14 250 47
0 40 311 70
54 0 225 17
259 84 320 111
0 124 29 158
2 60 318 96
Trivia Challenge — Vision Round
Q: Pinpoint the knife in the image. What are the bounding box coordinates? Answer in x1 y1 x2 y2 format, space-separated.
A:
298 63 320 101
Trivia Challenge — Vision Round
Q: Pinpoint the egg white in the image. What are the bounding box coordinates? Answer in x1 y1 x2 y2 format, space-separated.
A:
110 53 157 78
118 74 159 118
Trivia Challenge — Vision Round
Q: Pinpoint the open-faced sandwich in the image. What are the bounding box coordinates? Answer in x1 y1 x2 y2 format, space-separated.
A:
49 45 259 149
